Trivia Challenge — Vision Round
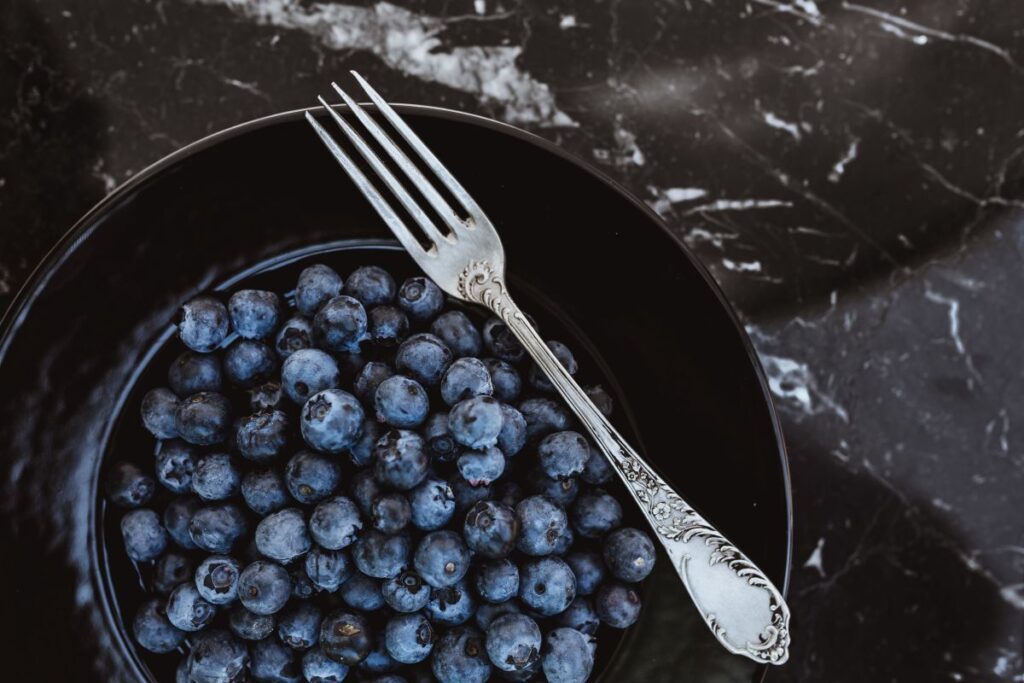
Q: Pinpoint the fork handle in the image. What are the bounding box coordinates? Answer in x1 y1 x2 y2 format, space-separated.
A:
457 260 791 665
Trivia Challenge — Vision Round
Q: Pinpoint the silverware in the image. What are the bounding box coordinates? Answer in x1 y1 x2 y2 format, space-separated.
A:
305 72 791 666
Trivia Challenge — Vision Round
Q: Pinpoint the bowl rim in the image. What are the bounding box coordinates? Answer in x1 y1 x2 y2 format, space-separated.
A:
0 103 793 679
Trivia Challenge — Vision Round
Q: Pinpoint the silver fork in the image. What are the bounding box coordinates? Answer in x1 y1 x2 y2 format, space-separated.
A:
306 72 791 666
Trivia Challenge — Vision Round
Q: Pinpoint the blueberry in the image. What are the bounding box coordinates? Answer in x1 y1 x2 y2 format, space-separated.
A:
309 495 363 550
531 469 578 510
250 636 302 682
457 446 505 487
353 530 411 579
475 601 522 630
169 351 223 396
296 264 344 317
189 503 248 554
282 349 340 404
482 317 524 363
154 551 194 593
285 451 342 504
494 481 525 509
484 613 542 674
353 361 395 404
422 412 459 464
565 551 605 596
368 305 409 346
242 469 290 515
464 500 518 559
192 452 241 501
384 612 435 664
580 442 613 485
408 478 456 531
529 340 578 392
344 265 396 306
349 470 382 515
397 277 444 322
292 564 317 600
541 627 595 683
121 509 167 561
228 289 281 340
238 561 292 615
375 376 429 428
187 629 249 683
515 495 569 556
179 296 230 353
449 476 492 511
275 315 314 359
305 546 354 592
430 626 491 683
448 396 503 449
166 582 216 631
475 558 519 603
155 439 198 493
225 340 278 389
603 527 656 582
301 389 365 453
192 555 241 606
228 605 276 641
570 489 622 539
175 392 232 445
250 381 285 412
430 311 481 358
517 398 572 441
374 430 429 490
255 508 311 563
358 640 399 674
382 570 431 613
320 611 372 665
395 333 452 386
439 357 492 406
278 601 323 651
518 556 576 616
106 461 154 508
414 530 470 588
349 418 381 467
164 496 202 550
372 493 412 534
314 295 368 353
555 597 600 635
496 404 527 456
302 646 350 682
426 577 476 625
133 598 186 653
482 358 521 403
141 387 179 439
538 431 591 481
339 573 385 611
595 582 642 628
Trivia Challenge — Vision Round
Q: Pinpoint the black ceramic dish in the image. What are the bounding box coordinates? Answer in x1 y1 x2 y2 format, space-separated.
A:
0 105 791 682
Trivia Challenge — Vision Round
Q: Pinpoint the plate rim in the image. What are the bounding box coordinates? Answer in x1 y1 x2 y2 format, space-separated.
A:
0 103 793 676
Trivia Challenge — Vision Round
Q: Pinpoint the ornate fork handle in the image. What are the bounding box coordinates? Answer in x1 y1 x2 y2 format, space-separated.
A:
459 260 791 665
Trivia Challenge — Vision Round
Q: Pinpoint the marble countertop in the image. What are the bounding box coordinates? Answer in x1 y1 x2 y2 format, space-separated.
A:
2 0 1022 680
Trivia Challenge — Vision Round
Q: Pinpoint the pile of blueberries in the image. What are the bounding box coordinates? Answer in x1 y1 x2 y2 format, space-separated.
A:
109 262 655 683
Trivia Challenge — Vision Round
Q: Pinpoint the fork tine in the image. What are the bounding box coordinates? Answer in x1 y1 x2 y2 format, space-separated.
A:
330 81 465 237
350 71 481 225
317 96 451 248
305 110 430 261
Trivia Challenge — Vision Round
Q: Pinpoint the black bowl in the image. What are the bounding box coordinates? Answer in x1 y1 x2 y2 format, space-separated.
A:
0 105 791 682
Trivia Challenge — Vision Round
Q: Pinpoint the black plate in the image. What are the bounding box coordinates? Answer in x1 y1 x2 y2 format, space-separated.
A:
0 105 792 682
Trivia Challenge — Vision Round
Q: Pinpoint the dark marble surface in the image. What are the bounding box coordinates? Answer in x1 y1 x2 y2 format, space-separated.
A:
2 0 1022 680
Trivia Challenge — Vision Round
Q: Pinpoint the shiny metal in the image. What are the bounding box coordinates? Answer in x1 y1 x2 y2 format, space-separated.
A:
306 73 791 666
